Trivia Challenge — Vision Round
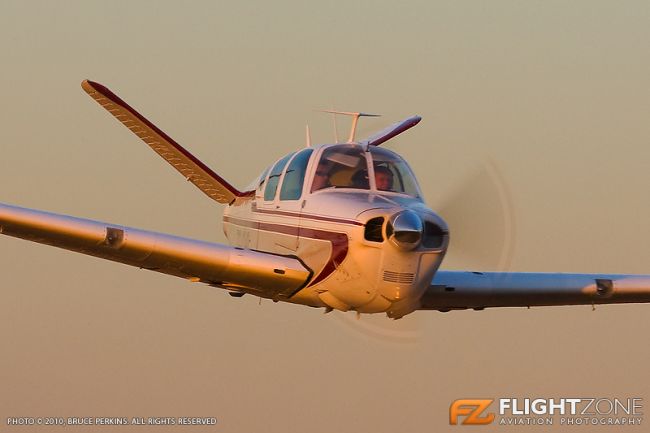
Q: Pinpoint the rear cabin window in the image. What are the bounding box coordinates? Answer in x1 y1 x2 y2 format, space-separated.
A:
280 148 313 200
257 166 271 191
264 152 295 201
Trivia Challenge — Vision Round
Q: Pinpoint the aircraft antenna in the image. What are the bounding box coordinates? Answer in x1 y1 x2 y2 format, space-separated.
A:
331 107 339 142
317 110 381 143
305 124 312 147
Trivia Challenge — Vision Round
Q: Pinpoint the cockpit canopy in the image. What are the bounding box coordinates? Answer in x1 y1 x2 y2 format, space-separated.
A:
312 145 369 192
311 144 421 197
258 144 422 201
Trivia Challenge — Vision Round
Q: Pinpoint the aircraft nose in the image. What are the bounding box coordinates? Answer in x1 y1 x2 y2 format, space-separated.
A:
387 210 423 251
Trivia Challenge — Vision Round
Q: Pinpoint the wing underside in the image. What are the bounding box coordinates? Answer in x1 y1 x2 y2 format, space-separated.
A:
0 203 311 298
421 270 650 311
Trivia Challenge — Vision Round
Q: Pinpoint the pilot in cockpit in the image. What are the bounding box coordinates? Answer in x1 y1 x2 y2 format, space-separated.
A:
374 165 394 191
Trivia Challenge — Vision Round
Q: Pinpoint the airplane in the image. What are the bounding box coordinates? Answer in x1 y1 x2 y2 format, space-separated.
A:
2 80 650 319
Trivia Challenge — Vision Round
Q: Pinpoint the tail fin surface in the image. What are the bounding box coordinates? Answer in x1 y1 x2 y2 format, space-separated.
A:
81 80 253 204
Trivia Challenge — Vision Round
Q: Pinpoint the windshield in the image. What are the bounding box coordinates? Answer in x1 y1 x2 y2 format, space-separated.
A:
369 147 421 197
311 145 370 192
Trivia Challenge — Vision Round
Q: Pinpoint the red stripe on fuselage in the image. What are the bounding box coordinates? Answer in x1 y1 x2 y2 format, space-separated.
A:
251 203 363 226
222 216 348 287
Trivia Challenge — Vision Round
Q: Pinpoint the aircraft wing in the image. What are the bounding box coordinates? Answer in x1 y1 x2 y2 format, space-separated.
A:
0 202 311 298
420 270 650 311
81 80 253 204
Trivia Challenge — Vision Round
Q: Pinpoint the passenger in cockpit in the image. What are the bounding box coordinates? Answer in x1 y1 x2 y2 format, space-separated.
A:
312 166 332 191
351 169 369 188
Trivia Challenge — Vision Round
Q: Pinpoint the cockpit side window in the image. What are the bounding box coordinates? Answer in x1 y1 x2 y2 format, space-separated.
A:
280 148 313 200
369 147 421 197
311 145 370 192
264 152 296 201
257 166 271 191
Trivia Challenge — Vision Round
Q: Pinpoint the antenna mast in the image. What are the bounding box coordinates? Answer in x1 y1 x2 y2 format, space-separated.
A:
319 110 381 143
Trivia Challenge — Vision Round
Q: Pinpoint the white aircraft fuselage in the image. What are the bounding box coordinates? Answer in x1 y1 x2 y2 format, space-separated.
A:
223 143 449 318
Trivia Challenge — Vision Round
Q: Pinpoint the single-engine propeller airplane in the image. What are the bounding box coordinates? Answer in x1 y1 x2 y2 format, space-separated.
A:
2 80 650 319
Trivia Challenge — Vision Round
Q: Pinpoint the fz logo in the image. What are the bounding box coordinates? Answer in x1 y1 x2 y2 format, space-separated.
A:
449 399 495 425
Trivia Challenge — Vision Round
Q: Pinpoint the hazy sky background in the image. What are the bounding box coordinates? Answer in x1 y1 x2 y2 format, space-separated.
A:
1 1 649 432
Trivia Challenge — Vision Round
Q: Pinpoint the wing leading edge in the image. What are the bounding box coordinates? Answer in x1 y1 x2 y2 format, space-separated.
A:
0 202 311 298
421 271 650 311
